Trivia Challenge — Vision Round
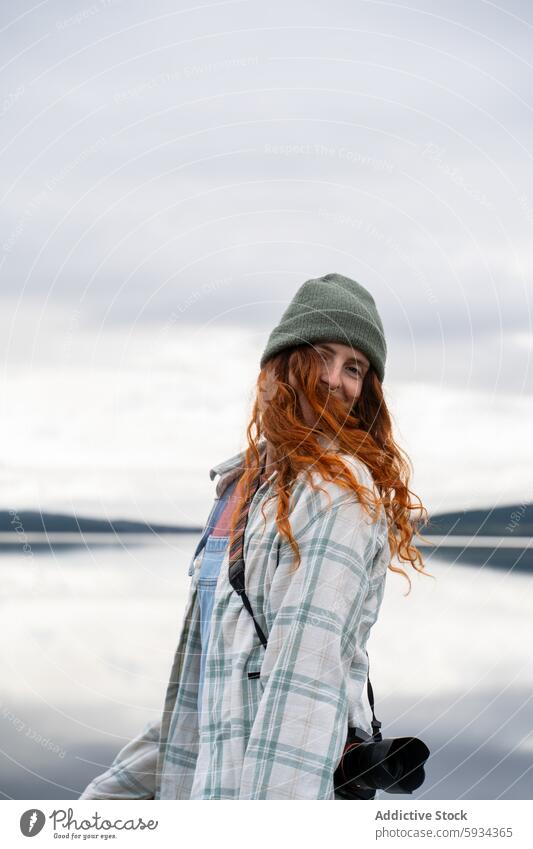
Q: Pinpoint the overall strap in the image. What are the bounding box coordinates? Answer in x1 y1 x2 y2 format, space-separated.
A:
192 476 239 561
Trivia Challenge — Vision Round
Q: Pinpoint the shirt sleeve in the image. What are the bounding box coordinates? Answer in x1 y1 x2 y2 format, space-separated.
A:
78 717 161 800
238 495 386 800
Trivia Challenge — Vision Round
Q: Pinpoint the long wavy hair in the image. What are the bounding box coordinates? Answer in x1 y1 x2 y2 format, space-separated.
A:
228 344 433 594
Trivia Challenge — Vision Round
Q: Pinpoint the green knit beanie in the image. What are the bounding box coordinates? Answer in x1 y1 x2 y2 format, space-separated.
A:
260 272 387 381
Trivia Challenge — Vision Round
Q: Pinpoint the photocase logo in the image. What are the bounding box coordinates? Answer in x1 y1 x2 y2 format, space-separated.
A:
20 809 45 837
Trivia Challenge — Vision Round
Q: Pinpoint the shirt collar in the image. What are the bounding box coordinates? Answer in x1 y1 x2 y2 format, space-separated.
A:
209 438 272 498
209 434 340 496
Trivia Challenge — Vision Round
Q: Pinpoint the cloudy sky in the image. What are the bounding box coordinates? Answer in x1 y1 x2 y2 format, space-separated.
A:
1 0 532 525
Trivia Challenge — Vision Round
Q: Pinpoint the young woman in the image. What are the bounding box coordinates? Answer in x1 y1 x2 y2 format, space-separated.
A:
79 272 429 800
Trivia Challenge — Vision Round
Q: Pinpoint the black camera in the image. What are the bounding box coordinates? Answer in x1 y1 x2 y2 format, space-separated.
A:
334 726 430 800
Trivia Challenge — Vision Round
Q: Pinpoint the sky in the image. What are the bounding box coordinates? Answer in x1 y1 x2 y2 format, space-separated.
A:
1 0 532 525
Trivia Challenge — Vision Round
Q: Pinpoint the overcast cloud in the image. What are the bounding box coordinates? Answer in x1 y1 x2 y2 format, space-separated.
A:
1 0 532 520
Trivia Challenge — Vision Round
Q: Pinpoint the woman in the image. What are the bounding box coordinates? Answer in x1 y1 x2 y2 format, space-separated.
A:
79 272 429 800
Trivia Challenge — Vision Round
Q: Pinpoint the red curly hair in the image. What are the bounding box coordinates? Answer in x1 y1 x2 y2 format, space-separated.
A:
228 344 433 595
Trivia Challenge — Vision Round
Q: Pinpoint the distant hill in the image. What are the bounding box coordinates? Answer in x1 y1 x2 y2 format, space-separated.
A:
421 503 532 537
0 510 203 535
2 503 531 537
417 502 532 573
2 505 531 571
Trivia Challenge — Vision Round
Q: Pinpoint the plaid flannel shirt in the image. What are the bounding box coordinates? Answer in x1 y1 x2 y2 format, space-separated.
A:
80 439 390 800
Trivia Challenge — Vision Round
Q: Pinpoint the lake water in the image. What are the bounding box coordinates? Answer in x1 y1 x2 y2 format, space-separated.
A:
1 537 532 800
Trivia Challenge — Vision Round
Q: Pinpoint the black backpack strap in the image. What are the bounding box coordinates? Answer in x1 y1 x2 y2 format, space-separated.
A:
228 557 268 648
366 652 382 741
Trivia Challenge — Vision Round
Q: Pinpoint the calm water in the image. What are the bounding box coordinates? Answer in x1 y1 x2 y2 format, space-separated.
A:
1 537 532 800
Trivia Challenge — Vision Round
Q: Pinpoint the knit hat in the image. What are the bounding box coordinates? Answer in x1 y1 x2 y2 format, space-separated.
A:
260 272 387 381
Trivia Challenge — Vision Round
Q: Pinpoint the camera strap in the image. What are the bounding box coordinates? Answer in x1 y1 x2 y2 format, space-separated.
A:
227 459 382 742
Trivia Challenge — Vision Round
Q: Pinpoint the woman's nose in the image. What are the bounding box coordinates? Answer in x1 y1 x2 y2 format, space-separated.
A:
321 367 342 390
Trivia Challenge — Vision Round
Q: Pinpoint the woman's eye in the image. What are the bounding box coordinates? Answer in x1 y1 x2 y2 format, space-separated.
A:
317 349 362 377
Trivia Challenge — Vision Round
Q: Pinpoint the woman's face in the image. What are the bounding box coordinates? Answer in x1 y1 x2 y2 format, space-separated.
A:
289 341 370 427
